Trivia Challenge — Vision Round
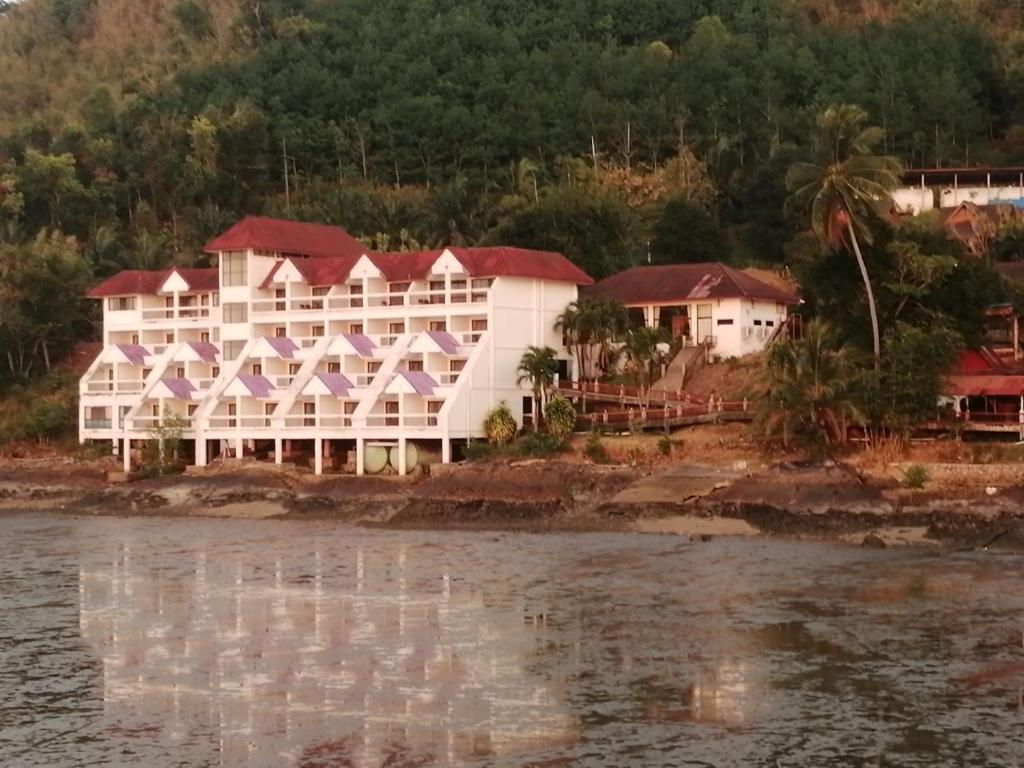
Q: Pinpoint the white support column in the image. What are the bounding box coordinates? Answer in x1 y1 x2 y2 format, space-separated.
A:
274 438 283 464
397 437 408 476
123 438 131 473
314 438 323 476
235 436 244 460
442 438 451 464
356 438 365 476
196 437 207 467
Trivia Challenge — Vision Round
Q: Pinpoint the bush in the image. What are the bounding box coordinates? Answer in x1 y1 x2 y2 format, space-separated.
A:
544 395 576 441
902 464 930 490
514 431 563 457
658 433 672 456
584 430 610 464
483 402 517 445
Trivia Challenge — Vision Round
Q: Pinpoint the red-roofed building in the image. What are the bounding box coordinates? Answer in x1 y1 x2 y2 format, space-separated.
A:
586 263 799 357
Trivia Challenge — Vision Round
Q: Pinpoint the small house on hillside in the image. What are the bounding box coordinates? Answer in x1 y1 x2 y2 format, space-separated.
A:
584 263 800 358
939 201 1021 256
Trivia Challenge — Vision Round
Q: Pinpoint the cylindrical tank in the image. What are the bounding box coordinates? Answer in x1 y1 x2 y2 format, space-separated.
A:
387 442 419 472
363 444 389 475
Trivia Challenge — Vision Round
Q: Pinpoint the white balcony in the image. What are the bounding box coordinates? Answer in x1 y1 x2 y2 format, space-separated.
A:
83 381 145 395
138 307 214 322
250 288 488 315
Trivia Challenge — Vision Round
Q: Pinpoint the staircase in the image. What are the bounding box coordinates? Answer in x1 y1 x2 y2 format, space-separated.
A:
654 343 708 393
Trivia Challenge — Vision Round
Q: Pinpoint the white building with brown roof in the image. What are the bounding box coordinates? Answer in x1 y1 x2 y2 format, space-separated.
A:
80 217 592 475
585 263 800 358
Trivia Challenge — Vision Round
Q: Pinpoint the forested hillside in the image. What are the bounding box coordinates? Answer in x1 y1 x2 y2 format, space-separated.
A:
0 0 1022 388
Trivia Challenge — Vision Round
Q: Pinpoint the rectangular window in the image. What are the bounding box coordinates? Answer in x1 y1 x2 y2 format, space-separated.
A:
451 279 467 304
408 360 424 372
388 282 409 306
471 319 488 331
389 322 405 335
211 366 220 377
349 284 363 308
312 287 330 297
251 364 262 375
303 400 315 426
265 403 275 416
429 321 447 332
312 325 325 337
716 319 734 326
151 404 160 418
227 403 237 415
367 361 382 374
107 297 137 311
753 320 762 326
131 334 139 345
289 363 301 376
176 367 185 379
344 401 357 415
429 279 445 304
212 293 220 307
328 362 341 374
349 323 363 335
166 333 175 343
222 341 244 361
766 321 775 328
200 332 210 343
385 400 399 426
221 253 247 287
275 288 286 311
274 326 286 338
187 404 198 417
223 303 248 324
449 359 466 372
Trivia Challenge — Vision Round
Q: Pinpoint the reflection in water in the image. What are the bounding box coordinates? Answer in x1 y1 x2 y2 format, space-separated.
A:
1 514 1024 766
77 537 577 766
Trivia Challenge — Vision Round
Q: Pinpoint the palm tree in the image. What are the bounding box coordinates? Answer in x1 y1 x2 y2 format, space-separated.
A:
555 297 627 381
757 320 862 454
785 104 903 370
517 346 559 431
622 326 669 407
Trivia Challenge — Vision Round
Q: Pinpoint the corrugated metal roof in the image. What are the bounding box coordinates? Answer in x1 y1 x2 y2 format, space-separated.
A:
944 375 1024 397
585 263 799 305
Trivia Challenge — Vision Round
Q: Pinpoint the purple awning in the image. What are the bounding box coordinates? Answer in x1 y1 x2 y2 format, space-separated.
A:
344 333 377 358
262 336 299 359
400 370 438 396
116 344 149 366
236 373 275 398
315 372 354 397
186 341 219 363
160 377 196 400
426 330 461 355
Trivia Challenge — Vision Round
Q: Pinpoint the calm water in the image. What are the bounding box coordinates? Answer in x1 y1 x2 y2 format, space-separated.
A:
1 513 1023 767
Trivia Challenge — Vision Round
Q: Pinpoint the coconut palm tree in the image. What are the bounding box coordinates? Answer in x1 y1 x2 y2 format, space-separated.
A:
555 296 627 380
785 104 903 371
517 345 559 431
622 326 669 407
758 320 862 454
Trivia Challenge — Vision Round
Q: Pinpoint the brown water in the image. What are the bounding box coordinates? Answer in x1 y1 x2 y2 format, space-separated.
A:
1 513 1023 767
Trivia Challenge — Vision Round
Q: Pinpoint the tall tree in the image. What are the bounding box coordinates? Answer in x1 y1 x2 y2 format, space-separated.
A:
785 104 903 370
516 345 559 431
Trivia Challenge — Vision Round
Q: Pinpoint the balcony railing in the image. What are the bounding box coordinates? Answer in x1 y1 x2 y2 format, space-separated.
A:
127 416 195 430
251 288 488 315
364 414 440 429
206 416 274 429
140 307 213 322
84 419 112 430
84 381 145 394
282 415 354 429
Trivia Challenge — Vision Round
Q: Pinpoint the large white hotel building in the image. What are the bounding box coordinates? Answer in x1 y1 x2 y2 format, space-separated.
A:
79 217 590 475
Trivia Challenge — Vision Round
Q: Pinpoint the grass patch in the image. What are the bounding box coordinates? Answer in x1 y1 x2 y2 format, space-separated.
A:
465 432 566 461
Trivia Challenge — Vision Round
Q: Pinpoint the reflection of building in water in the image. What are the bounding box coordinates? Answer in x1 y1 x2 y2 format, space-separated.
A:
77 541 578 765
689 661 753 727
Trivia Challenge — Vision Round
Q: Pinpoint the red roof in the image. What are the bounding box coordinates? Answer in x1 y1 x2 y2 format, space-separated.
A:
87 267 219 298
447 247 594 285
370 250 446 282
944 375 1024 397
584 263 798 305
204 216 368 258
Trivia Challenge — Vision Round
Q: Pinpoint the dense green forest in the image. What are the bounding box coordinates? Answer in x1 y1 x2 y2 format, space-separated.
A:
0 0 1023 393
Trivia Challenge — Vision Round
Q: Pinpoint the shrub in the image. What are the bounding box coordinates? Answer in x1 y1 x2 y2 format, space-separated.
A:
584 430 610 464
463 440 494 462
902 464 930 490
658 433 672 456
483 402 517 445
544 395 576 442
9 401 74 444
515 432 563 457
626 445 645 465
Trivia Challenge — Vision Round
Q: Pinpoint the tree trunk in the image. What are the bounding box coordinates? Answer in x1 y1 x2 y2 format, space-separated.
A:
847 220 881 371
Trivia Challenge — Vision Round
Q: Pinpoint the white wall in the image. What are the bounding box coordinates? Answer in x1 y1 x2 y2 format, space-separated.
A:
893 187 935 215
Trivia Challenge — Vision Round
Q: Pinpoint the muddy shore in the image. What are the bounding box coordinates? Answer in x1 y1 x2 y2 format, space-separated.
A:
2 456 1024 551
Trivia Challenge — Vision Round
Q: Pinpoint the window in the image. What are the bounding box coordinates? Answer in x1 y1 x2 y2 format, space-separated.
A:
200 332 210 343
328 362 341 373
176 367 185 379
429 279 445 304
223 303 248 324
312 286 330 297
427 400 442 426
274 326 286 338
716 319 734 326
251 364 262 375
187 404 198 417
349 284 364 308
471 319 488 331
211 366 220 377
344 401 357 415
265 403 275 416
222 341 244 361
131 334 139 345
151 404 160 417
166 333 175 343
275 289 286 311
303 401 316 426
389 322 405 335
449 359 466 373
227 402 236 427
385 400 399 426
142 368 151 379
107 297 136 311
221 253 247 287
349 323 363 335
766 321 775 328
312 325 325 337
289 363 301 376
429 321 446 332
388 282 409 306
451 279 467 304
367 361 382 374
753 320 762 326
408 360 424 372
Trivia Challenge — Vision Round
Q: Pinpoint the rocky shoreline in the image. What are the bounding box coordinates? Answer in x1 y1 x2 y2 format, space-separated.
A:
2 457 1024 551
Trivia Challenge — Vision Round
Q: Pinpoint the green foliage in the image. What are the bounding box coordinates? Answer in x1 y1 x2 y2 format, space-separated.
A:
650 198 724 265
657 433 672 456
902 464 930 490
555 296 628 381
483 402 517 446
543 395 576 442
584 430 611 464
517 346 559 431
464 431 563 462
0 373 77 445
139 409 190 476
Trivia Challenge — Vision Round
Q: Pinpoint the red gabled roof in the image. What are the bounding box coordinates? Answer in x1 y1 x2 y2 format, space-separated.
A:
369 250 446 282
86 267 219 298
447 246 594 285
260 256 365 288
584 263 798 305
204 216 367 258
